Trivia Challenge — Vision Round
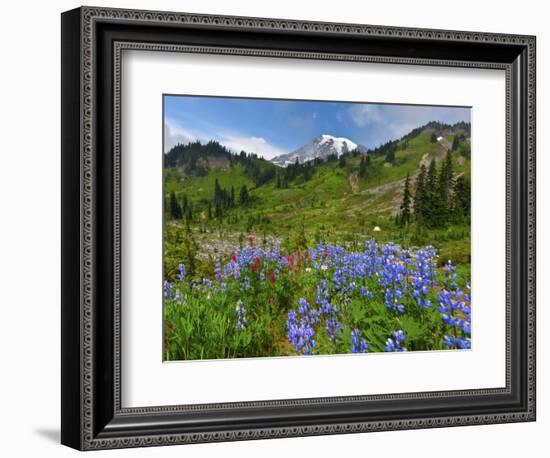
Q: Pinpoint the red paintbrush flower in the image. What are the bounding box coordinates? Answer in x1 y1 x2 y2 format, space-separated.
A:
251 257 261 272
268 269 275 285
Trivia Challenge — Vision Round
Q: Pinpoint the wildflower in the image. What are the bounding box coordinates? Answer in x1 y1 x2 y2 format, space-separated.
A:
287 298 319 355
360 287 373 299
350 329 369 353
410 246 436 308
438 286 471 349
163 280 175 300
214 262 222 282
443 335 471 349
177 263 187 282
251 257 261 272
268 269 276 285
379 250 407 314
321 264 328 271
442 260 458 290
235 300 248 331
385 330 407 352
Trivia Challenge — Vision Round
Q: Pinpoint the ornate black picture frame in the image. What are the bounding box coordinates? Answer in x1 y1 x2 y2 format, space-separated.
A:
61 6 536 450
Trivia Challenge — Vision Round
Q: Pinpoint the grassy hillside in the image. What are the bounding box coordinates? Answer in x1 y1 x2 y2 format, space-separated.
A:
164 124 471 280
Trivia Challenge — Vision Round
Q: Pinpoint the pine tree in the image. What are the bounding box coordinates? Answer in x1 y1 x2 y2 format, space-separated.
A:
169 191 181 220
435 149 454 225
425 159 438 227
182 194 188 215
359 156 367 178
430 132 438 143
230 186 235 207
214 179 222 209
414 164 427 224
399 173 412 226
451 175 470 223
239 185 249 206
451 135 459 151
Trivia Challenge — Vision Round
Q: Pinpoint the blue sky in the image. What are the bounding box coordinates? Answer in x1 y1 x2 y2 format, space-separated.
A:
164 95 470 159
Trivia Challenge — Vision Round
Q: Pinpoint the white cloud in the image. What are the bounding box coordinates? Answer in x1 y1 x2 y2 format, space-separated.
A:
164 118 197 152
221 135 288 160
348 104 383 127
164 118 289 159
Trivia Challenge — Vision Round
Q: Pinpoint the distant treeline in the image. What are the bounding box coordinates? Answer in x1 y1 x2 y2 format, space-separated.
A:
165 140 273 186
167 178 252 222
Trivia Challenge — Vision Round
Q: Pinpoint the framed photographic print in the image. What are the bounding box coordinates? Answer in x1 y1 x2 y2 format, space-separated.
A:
61 6 536 450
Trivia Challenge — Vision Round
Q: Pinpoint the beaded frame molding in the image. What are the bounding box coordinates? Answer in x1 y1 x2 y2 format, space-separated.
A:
61 6 536 451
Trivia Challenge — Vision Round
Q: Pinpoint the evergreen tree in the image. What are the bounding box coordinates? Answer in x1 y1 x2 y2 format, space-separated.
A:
399 173 412 226
430 132 438 143
207 201 212 220
276 173 282 188
239 185 249 206
451 135 459 151
451 175 470 222
413 164 427 224
359 156 367 178
385 149 395 164
425 159 438 227
230 186 235 207
213 179 222 209
169 191 181 220
182 194 188 214
339 155 347 167
433 150 454 225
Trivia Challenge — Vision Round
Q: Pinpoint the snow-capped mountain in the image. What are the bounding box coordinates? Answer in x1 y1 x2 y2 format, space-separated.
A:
271 134 367 166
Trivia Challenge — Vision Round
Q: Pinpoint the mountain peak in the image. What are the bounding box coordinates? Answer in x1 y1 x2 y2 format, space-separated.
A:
271 134 365 166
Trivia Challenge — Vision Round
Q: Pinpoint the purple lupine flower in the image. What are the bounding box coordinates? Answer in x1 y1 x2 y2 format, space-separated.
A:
410 246 437 308
437 282 471 349
163 280 175 300
350 329 369 353
286 298 320 355
177 263 187 282
235 300 247 331
360 287 373 299
379 248 408 314
385 330 407 352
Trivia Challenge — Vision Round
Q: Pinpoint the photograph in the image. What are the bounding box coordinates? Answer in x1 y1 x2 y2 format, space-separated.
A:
162 95 472 361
